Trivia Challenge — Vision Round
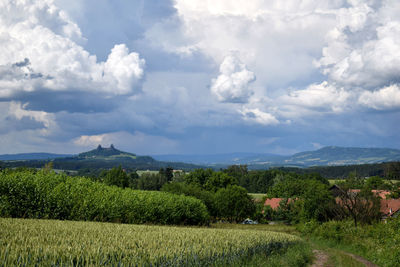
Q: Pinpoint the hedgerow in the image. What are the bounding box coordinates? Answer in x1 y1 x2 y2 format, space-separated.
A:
0 169 209 225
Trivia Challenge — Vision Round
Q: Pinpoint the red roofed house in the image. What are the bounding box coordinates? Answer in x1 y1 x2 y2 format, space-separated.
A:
264 198 284 210
371 190 391 199
380 199 400 218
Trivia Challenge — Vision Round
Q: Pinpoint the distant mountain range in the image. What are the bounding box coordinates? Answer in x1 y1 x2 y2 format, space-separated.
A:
152 153 285 165
1 146 400 170
153 146 400 168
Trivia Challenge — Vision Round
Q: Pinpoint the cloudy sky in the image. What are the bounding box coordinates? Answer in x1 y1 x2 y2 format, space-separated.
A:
1 0 399 155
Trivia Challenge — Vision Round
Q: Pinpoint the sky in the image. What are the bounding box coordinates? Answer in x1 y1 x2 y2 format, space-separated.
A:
0 0 400 155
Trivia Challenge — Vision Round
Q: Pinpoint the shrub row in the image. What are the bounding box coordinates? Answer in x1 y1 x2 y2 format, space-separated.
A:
0 169 209 225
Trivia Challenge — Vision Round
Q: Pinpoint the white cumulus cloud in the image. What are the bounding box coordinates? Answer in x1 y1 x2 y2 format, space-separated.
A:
281 81 351 113
0 0 145 98
211 54 255 103
8 101 57 135
358 84 400 110
317 1 400 89
239 107 279 126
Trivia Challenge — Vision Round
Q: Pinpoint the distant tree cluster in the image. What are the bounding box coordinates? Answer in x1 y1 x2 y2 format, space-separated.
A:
162 168 255 222
274 161 400 179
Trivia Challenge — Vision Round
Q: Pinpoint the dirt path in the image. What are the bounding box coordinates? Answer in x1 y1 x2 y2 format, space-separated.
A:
342 252 380 267
311 249 380 267
311 249 330 267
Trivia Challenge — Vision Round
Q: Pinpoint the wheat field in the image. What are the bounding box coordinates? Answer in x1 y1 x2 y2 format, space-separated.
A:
0 218 301 266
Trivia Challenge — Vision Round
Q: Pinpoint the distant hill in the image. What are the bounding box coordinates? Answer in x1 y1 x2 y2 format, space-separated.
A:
0 153 73 161
1 146 399 171
78 144 136 159
282 146 400 167
152 152 285 165
0 145 201 171
154 146 400 168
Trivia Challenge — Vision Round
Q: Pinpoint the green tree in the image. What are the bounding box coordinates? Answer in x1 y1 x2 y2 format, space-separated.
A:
159 167 174 182
223 165 248 180
185 169 214 188
204 172 237 192
102 166 129 188
333 183 381 227
136 173 166 191
214 185 255 222
384 162 400 180
365 176 385 189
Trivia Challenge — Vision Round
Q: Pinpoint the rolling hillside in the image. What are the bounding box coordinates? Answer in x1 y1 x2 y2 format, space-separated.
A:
154 146 400 168
282 146 400 167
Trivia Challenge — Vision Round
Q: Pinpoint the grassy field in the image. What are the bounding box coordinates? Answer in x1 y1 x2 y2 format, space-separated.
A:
0 218 303 266
136 170 160 176
249 193 267 202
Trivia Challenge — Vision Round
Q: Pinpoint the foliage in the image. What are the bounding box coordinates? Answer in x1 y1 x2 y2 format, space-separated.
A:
332 176 383 227
134 172 167 191
298 218 400 267
238 169 276 193
0 154 200 172
223 165 248 181
214 185 256 222
274 162 389 179
161 182 217 217
204 172 238 192
267 175 334 223
0 169 209 225
159 167 174 182
184 168 214 187
100 165 130 188
0 218 302 266
384 161 400 180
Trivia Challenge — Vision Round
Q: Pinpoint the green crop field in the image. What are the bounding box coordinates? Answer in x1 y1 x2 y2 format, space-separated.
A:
0 218 301 266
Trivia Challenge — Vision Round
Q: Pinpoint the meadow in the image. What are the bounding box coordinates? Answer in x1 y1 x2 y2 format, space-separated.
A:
0 218 304 266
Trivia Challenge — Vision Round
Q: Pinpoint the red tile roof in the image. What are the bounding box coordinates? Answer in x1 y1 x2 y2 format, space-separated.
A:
347 189 391 199
264 198 284 210
381 199 400 217
371 190 391 199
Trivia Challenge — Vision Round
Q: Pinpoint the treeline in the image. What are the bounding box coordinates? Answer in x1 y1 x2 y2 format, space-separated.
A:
92 165 336 222
0 156 201 172
0 168 209 225
80 166 257 222
273 161 400 179
87 165 327 194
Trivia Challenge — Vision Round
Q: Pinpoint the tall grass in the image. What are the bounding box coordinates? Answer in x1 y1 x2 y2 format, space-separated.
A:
298 219 400 267
0 218 302 266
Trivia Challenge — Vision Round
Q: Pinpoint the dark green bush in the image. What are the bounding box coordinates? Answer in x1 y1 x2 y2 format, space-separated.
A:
0 169 209 225
161 182 218 217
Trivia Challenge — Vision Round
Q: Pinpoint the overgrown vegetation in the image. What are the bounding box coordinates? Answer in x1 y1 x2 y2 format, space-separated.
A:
161 168 256 222
0 168 209 225
298 218 400 267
